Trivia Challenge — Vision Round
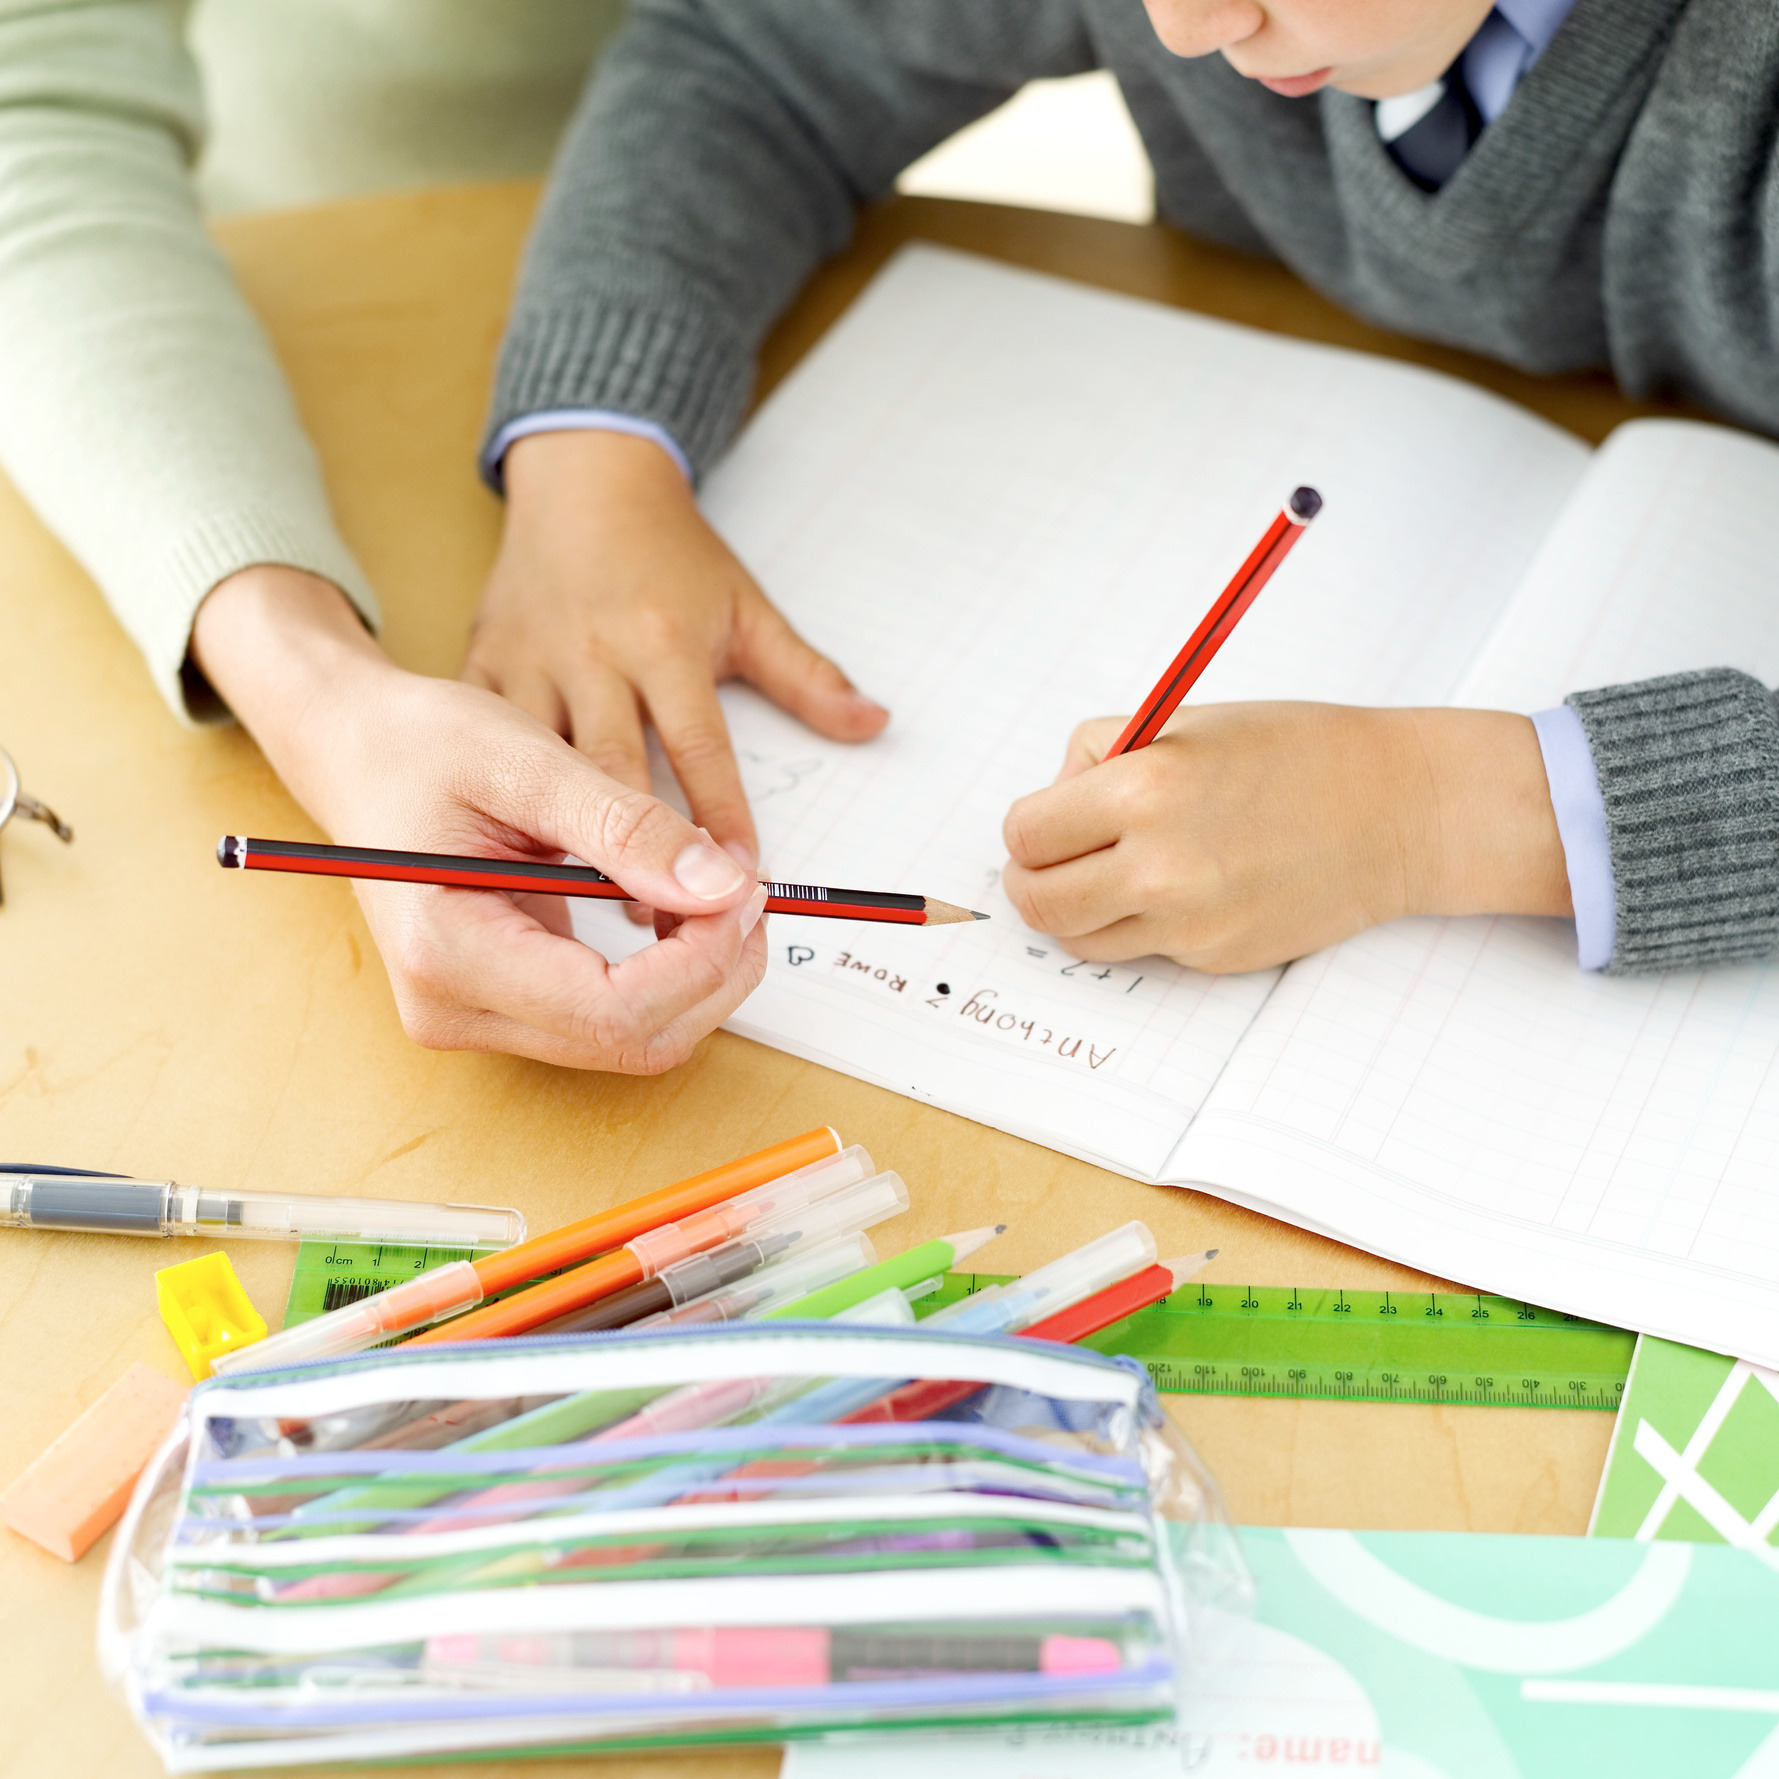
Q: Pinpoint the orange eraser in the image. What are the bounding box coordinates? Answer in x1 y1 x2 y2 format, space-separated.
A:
0 1362 188 1562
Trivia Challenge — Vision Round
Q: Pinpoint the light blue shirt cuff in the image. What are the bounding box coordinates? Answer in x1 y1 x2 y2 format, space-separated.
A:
481 410 693 491
1531 703 1615 970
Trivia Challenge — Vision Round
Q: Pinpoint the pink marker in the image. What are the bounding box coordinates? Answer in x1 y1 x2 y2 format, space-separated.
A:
424 1626 1124 1687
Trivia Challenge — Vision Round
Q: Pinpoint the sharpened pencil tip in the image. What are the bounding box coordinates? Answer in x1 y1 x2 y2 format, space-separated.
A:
1163 1249 1218 1287
923 898 989 925
945 1224 1008 1266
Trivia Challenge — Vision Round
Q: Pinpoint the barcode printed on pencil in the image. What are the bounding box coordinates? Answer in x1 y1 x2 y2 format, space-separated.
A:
764 881 827 900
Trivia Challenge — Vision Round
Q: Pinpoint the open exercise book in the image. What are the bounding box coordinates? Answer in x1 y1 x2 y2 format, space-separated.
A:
576 245 1779 1367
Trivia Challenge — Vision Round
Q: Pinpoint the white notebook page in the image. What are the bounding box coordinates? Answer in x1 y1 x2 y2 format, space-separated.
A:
574 245 1586 1177
1175 421 1779 1363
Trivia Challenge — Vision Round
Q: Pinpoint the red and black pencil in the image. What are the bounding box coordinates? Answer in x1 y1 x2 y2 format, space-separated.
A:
217 837 987 926
1107 485 1322 758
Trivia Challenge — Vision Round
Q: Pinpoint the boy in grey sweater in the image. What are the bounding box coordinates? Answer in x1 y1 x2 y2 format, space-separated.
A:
468 0 1779 979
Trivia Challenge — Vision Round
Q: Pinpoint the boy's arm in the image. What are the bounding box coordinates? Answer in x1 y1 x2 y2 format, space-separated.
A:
0 0 376 719
1001 705 1574 977
1566 669 1779 974
485 0 1098 477
998 670 1779 978
468 0 1097 873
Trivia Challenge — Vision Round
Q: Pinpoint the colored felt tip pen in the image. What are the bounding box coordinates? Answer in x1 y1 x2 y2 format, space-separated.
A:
533 1171 908 1335
0 1165 524 1248
210 1127 842 1374
631 1233 880 1329
407 1147 883 1345
925 1219 1159 1338
423 1627 1124 1688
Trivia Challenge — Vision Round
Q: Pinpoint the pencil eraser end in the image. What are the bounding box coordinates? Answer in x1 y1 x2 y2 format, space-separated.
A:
0 1363 187 1561
1288 486 1323 522
156 1251 268 1379
217 835 242 868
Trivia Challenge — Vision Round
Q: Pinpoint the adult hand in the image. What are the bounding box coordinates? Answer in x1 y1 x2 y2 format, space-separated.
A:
1001 703 1573 974
463 429 889 875
192 565 767 1072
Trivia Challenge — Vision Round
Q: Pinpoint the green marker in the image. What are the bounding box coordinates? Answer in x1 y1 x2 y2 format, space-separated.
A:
763 1224 1006 1320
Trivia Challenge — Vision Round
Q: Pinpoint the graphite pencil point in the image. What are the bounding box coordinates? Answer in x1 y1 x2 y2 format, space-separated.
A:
922 897 987 926
945 1225 1008 1267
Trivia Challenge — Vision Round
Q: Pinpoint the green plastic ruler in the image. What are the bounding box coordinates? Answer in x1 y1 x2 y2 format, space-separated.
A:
284 1244 1634 1409
284 1238 493 1326
917 1273 1635 1410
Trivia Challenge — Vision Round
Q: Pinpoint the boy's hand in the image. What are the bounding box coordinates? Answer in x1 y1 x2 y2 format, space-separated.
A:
1002 703 1574 974
463 430 889 875
194 566 769 1073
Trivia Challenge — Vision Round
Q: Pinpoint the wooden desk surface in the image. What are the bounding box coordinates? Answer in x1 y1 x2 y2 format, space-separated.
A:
0 185 1663 1779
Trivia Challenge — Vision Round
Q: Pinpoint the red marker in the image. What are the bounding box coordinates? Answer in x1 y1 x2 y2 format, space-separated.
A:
217 837 985 926
839 1250 1217 1426
1107 487 1321 757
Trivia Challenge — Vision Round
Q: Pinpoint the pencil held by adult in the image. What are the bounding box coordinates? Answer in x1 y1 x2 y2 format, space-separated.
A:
190 565 770 1075
219 837 986 926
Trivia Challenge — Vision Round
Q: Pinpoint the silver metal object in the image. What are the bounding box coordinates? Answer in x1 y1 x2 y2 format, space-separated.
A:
0 744 72 905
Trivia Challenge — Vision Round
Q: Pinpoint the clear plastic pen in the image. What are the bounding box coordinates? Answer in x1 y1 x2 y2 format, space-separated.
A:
0 1166 525 1248
923 1220 1159 1337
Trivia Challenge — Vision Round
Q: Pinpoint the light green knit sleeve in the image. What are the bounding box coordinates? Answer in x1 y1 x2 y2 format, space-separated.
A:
0 0 378 721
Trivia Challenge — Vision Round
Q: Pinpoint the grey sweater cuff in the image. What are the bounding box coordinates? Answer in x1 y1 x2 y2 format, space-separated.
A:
485 292 752 486
1568 669 1779 974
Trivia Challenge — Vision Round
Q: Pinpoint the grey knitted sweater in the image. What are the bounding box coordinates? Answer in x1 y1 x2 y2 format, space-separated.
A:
487 0 1779 976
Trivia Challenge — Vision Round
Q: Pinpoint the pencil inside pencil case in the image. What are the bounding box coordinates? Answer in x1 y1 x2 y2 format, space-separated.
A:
102 1322 1249 1770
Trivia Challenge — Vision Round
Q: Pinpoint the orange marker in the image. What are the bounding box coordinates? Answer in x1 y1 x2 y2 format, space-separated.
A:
212 1128 842 1374
408 1145 878 1344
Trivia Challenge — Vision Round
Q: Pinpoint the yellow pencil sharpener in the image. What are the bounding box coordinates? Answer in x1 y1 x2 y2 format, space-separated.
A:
155 1252 268 1380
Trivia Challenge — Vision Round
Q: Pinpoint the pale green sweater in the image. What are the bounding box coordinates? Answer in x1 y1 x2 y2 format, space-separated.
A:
0 0 620 719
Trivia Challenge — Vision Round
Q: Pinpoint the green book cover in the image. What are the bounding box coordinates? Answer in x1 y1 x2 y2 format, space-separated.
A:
1590 1333 1779 1545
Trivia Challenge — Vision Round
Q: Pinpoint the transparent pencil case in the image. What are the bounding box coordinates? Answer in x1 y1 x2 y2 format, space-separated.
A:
101 1321 1249 1770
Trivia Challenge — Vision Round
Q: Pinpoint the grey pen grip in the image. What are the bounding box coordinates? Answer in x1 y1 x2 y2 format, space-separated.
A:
14 1178 172 1235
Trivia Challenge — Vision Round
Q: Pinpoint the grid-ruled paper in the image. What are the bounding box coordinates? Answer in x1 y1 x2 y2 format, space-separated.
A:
574 245 1586 1179
1456 420 1779 704
1175 420 1779 1362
